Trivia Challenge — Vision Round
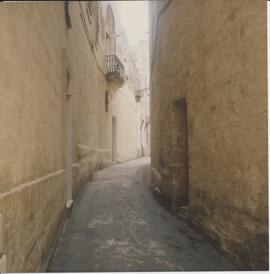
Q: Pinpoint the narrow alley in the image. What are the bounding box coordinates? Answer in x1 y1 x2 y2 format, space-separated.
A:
48 158 236 272
0 1 268 272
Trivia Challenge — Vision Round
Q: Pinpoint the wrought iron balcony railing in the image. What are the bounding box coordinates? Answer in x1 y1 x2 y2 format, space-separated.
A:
106 55 125 88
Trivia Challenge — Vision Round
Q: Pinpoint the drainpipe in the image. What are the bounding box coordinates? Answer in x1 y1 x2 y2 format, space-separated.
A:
0 214 7 272
65 68 73 215
64 0 72 29
64 1 73 215
140 117 145 157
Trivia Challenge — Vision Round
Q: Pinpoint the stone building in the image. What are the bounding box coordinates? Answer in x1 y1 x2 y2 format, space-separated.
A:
0 1 148 272
132 37 151 157
149 0 268 270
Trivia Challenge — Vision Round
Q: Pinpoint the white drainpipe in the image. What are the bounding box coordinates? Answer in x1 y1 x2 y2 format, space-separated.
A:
65 69 73 211
0 214 7 272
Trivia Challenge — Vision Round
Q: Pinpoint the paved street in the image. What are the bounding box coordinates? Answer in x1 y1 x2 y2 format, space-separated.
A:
48 158 236 272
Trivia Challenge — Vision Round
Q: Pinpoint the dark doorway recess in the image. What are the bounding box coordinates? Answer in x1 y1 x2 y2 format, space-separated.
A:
171 97 189 209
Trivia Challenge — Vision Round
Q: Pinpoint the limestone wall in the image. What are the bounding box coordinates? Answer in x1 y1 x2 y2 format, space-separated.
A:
67 1 145 168
0 3 66 271
132 39 151 157
149 0 268 270
105 1 147 163
0 1 147 272
67 2 112 195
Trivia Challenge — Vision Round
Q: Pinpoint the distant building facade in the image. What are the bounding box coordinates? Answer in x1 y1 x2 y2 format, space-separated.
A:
0 1 148 272
132 37 151 157
149 0 268 270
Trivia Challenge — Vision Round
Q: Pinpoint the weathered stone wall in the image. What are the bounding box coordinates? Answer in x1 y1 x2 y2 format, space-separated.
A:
67 1 145 171
67 2 112 195
0 3 66 272
132 39 151 157
115 87 140 162
0 1 147 272
149 0 268 270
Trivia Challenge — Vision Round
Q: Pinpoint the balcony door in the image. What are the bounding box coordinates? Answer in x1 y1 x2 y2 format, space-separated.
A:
106 5 116 55
106 33 115 56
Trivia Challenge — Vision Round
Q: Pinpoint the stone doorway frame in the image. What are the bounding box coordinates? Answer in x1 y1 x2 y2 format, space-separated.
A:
170 96 190 212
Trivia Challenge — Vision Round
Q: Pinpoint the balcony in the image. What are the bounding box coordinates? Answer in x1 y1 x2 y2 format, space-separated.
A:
106 55 125 88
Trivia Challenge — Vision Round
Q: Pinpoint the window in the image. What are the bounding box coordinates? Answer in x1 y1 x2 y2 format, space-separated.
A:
106 5 115 54
87 1 93 16
105 91 110 112
93 2 99 44
86 1 99 46
86 2 92 25
64 1 72 29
